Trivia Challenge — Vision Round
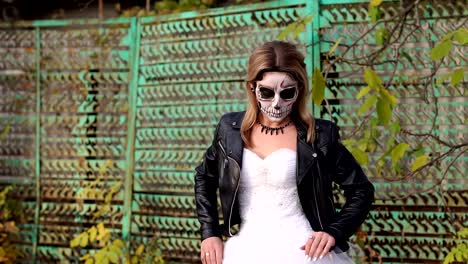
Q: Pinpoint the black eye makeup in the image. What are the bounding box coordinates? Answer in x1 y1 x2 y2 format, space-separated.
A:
259 87 275 99
258 86 297 100
279 88 297 100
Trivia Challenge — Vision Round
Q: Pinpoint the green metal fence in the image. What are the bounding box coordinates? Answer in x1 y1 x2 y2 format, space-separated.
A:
0 0 466 263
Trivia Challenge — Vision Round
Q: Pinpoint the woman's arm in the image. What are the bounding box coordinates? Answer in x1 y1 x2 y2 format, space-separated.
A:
194 122 223 241
322 122 375 244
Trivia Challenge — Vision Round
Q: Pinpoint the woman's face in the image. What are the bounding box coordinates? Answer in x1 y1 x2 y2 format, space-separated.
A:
254 71 298 123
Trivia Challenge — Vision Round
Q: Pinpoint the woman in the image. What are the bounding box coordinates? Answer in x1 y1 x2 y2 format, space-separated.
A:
194 40 374 264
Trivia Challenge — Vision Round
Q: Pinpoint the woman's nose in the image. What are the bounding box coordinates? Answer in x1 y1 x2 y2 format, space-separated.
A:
272 94 280 109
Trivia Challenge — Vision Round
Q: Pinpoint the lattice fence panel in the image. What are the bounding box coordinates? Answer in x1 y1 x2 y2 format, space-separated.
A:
132 0 312 262
320 1 467 262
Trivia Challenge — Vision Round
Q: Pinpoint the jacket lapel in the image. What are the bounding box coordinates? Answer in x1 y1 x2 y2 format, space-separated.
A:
225 113 244 168
294 116 319 185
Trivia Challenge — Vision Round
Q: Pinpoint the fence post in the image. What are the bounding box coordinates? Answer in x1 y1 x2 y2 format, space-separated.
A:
32 26 42 263
122 16 141 249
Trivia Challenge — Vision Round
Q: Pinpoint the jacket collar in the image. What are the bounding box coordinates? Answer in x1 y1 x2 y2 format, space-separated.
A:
227 111 318 185
292 113 319 185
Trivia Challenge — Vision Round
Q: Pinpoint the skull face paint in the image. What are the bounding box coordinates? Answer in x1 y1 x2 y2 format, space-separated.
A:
255 72 298 122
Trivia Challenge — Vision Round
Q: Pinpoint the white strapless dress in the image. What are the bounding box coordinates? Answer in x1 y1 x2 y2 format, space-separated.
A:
222 148 354 264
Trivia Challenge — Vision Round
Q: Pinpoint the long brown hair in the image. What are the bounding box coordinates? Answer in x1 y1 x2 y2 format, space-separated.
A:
241 40 315 147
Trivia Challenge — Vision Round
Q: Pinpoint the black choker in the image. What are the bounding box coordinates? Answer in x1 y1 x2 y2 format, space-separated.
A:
256 119 292 135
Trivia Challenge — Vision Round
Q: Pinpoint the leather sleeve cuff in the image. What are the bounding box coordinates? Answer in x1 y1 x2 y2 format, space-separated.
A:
201 224 222 241
322 225 343 244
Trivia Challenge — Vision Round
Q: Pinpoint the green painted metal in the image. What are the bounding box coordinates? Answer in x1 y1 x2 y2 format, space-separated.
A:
122 16 141 248
0 0 466 263
33 26 41 264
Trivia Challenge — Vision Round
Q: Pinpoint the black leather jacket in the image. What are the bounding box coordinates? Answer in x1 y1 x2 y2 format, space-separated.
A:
194 111 374 252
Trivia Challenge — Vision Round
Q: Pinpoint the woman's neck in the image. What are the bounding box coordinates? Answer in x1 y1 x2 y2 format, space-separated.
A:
257 113 291 128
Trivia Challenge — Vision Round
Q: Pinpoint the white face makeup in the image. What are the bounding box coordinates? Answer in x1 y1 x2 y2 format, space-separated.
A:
254 72 298 123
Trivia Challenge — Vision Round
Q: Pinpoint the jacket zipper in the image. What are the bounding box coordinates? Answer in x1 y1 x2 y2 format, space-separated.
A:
227 156 240 236
298 143 324 230
314 189 324 230
217 141 228 168
218 140 240 236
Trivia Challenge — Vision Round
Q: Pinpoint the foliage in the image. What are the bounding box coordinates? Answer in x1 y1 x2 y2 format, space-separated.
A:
277 1 467 262
276 0 467 180
444 228 468 264
0 186 23 263
71 177 166 263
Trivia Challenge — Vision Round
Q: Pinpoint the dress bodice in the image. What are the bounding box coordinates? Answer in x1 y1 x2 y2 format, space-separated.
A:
238 148 305 223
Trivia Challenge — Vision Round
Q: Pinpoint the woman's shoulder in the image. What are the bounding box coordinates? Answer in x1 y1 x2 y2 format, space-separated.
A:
217 111 246 127
313 118 340 145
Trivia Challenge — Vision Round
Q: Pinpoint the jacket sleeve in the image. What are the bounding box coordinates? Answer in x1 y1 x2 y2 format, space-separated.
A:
194 121 222 241
322 122 375 243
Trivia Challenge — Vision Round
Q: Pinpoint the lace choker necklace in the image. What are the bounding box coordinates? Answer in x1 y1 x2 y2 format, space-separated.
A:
256 119 292 135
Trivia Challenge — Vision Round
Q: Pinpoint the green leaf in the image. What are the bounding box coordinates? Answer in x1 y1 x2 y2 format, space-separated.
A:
312 67 326 105
390 120 400 134
277 22 298 41
375 27 389 46
380 89 398 105
436 73 451 84
328 37 343 56
357 86 372 99
376 98 391 125
450 68 465 86
391 143 409 166
368 6 380 22
349 148 368 165
358 94 377 114
453 28 468 45
363 68 382 90
430 39 453 61
370 0 383 7
411 154 428 172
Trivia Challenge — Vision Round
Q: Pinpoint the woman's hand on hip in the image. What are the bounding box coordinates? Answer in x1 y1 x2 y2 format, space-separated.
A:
201 236 223 264
300 231 335 262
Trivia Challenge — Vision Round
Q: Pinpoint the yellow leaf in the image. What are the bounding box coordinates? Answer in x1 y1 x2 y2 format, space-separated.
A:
89 226 97 242
100 159 113 174
357 86 372 99
85 258 94 264
80 254 91 261
0 122 11 141
312 67 326 105
411 154 428 172
113 239 125 248
135 244 145 256
97 223 105 234
4 221 19 233
70 235 81 248
108 250 119 263
277 22 298 41
80 232 89 247
370 0 383 7
110 182 122 194
358 94 377 114
328 37 343 56
131 256 139 264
